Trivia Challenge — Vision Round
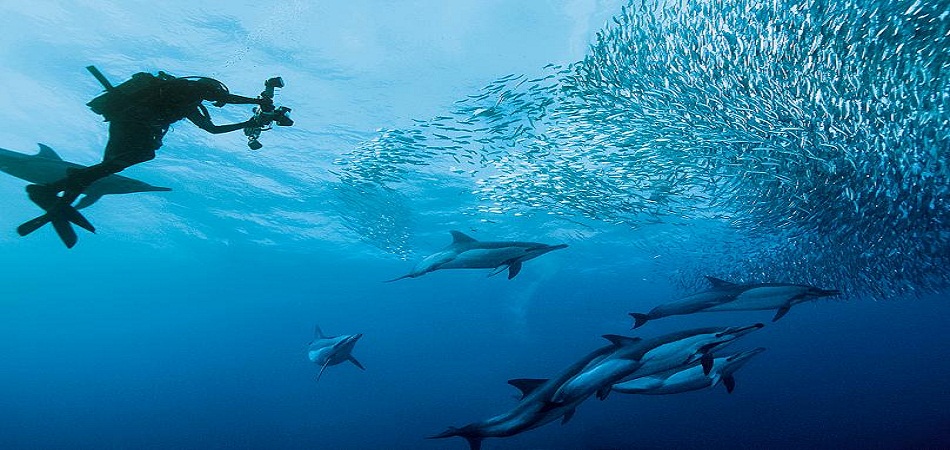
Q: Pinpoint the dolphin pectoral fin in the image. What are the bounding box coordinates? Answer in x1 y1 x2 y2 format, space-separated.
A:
486 265 507 277
507 261 523 279
348 356 365 370
508 378 548 399
772 305 791 322
561 408 576 425
701 353 714 376
314 325 326 339
316 360 331 383
630 313 650 329
596 386 611 401
722 375 736 393
73 193 101 210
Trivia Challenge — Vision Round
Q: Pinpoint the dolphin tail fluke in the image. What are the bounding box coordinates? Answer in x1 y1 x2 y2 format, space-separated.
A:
348 356 365 370
722 375 736 393
428 426 482 450
772 304 791 322
630 313 650 329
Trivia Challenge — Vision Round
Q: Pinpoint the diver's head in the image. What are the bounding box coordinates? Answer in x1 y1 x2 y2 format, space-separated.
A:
189 77 230 106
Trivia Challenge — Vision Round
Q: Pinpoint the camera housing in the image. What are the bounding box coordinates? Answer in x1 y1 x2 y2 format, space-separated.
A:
244 77 293 150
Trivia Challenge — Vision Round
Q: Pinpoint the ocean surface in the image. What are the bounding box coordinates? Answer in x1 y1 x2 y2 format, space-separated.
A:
1 1 948 449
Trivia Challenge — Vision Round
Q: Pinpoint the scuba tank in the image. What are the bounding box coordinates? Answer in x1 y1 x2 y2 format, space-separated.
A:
86 70 178 120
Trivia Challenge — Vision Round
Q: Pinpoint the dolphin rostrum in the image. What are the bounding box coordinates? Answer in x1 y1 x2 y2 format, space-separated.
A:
0 144 171 209
630 276 841 328
307 325 365 382
611 347 766 395
387 230 567 281
548 324 764 405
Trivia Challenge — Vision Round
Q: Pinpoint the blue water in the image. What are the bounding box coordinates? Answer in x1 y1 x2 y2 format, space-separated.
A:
2 1 949 449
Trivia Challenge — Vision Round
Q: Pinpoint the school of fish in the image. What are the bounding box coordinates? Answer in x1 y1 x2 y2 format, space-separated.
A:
333 0 949 300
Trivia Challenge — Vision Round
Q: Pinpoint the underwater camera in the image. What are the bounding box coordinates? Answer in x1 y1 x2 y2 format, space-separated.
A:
245 77 294 150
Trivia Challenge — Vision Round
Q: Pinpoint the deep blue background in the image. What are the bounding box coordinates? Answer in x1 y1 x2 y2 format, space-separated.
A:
3 241 948 449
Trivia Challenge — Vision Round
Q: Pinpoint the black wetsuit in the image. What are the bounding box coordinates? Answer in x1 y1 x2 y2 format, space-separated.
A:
46 76 265 202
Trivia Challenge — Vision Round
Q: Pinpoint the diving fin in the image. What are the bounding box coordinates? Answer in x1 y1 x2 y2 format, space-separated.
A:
19 184 95 248
18 204 95 248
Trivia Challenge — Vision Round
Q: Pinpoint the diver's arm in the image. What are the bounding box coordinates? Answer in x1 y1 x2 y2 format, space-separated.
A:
218 93 269 106
185 106 256 134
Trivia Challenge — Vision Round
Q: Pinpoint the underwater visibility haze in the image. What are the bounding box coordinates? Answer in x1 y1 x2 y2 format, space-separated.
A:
1 0 949 449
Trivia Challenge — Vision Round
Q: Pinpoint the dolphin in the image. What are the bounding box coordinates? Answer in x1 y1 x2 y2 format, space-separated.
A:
387 230 567 281
428 343 617 450
630 276 842 328
0 144 171 209
611 347 766 395
547 324 764 405
307 325 365 382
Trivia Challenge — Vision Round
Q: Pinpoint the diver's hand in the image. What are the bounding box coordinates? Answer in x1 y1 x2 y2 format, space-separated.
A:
245 116 262 128
258 96 274 110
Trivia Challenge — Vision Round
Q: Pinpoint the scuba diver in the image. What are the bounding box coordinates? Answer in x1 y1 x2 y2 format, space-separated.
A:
18 66 293 248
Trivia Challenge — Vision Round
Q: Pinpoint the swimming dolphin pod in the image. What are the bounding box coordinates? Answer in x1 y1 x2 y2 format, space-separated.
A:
630 276 842 328
428 343 618 450
430 324 763 449
307 325 365 382
611 347 767 395
386 230 567 281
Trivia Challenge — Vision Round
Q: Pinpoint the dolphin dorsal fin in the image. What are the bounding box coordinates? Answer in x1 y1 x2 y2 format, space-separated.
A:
705 276 736 288
36 144 63 161
602 334 642 347
314 325 327 339
449 230 478 244
507 378 547 399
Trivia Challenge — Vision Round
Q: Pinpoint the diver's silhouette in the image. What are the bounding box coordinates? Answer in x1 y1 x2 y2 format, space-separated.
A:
18 66 292 248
